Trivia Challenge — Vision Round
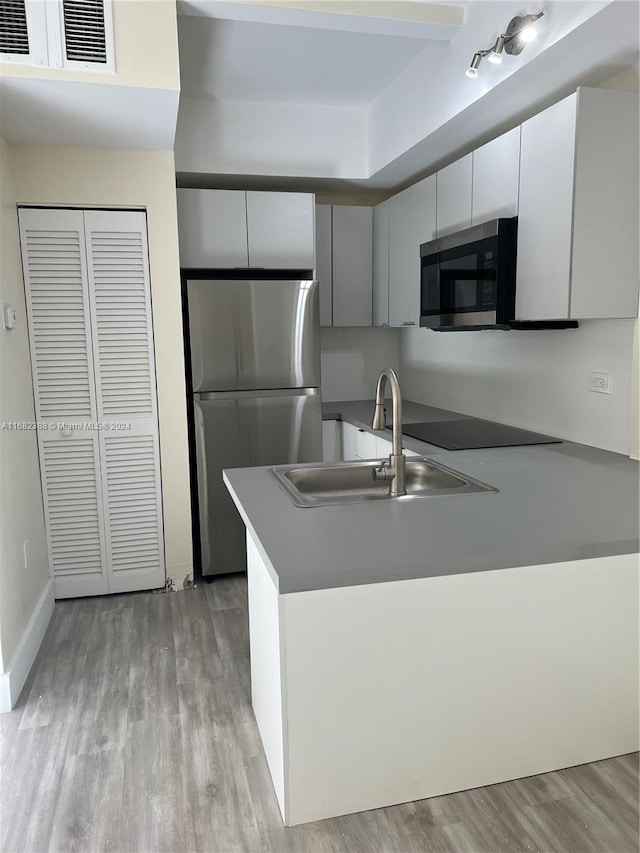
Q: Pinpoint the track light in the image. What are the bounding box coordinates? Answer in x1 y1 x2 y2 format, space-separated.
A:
465 11 543 78
487 35 506 64
465 52 482 78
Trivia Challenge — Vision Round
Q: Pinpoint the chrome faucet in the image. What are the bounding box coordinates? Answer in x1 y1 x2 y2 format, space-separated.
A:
371 368 406 497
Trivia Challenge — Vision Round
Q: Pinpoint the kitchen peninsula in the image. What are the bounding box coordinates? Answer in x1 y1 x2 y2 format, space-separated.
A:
223 401 639 826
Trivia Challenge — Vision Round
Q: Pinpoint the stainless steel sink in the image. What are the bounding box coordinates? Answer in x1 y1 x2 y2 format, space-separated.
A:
271 457 497 507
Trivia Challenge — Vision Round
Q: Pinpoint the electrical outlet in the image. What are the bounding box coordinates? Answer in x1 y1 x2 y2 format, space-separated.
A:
589 371 612 394
23 539 30 569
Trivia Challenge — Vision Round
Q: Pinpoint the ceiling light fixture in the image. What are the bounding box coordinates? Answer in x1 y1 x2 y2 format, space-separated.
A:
465 52 482 78
487 35 506 64
465 11 543 78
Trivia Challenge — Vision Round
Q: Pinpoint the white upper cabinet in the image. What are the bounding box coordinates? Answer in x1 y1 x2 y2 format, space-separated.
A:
246 191 315 269
472 127 521 225
436 154 472 237
388 175 436 327
177 189 315 270
331 206 373 327
177 189 249 268
315 204 333 326
516 88 639 321
373 200 390 327
315 204 374 327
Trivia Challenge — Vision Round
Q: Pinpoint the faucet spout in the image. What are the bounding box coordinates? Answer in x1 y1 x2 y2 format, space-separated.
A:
371 368 406 497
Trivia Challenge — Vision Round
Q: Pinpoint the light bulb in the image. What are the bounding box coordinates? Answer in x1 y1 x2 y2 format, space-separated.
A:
466 52 482 78
487 51 503 64
519 23 538 43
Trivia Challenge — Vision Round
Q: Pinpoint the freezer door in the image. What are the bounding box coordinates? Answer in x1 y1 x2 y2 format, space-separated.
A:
187 278 320 392
194 389 322 576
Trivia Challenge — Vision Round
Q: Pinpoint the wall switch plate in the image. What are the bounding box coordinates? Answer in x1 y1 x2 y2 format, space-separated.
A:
589 371 612 394
2 304 17 330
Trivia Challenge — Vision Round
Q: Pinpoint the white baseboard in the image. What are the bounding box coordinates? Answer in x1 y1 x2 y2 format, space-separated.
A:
0 579 54 713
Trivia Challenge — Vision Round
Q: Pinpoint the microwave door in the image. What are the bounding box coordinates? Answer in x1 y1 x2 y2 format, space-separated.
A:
421 254 442 316
441 269 481 312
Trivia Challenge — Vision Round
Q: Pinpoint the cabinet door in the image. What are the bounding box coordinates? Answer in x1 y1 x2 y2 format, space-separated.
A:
376 435 392 458
341 422 360 460
516 95 577 321
332 206 373 327
373 201 390 326
388 175 436 327
322 420 342 462
84 210 165 596
472 127 521 224
570 88 639 319
315 204 333 326
177 189 248 268
246 192 315 269
20 207 166 599
354 429 378 460
19 208 109 598
436 154 472 237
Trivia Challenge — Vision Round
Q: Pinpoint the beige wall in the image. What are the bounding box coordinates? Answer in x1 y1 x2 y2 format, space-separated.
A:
0 136 49 672
0 0 180 90
10 144 192 586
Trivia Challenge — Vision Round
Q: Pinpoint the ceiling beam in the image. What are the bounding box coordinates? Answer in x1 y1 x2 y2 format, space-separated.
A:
178 0 465 40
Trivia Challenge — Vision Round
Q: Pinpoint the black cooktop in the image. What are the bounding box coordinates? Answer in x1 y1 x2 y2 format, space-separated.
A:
402 419 561 451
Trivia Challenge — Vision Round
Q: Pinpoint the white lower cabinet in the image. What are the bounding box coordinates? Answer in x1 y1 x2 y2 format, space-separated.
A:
376 435 420 458
341 422 378 460
338 421 420 462
322 420 342 462
340 422 360 460
19 207 165 599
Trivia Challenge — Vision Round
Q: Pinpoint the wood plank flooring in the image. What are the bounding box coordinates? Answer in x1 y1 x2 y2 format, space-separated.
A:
0 575 637 853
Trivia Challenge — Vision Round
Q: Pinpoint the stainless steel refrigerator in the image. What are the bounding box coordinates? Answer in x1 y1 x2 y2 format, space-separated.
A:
185 277 322 577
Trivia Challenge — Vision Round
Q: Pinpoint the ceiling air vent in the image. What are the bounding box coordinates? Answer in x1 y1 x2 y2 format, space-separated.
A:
0 0 30 55
62 0 107 63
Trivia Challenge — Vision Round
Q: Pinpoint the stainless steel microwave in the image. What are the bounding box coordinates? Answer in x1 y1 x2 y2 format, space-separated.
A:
420 218 518 330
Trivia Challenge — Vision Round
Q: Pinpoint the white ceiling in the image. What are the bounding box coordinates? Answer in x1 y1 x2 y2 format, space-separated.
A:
178 15 430 106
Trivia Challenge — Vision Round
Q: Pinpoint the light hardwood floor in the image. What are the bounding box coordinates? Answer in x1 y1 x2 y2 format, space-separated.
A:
0 575 637 853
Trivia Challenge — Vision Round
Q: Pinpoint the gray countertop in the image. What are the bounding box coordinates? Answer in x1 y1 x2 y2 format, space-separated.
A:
223 400 640 595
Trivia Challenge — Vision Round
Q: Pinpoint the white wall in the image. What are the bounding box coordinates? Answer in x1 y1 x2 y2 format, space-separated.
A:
401 321 635 455
9 144 193 585
0 136 49 673
175 98 367 179
321 327 400 402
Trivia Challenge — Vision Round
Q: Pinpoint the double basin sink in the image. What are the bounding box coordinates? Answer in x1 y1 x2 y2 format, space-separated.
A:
271 457 497 508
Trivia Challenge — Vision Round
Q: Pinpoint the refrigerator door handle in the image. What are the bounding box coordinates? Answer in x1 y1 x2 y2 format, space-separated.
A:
196 388 320 401
193 400 212 574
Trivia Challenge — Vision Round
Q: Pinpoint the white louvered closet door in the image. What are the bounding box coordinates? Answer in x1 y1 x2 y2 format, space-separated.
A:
19 208 109 598
20 207 165 598
83 210 165 594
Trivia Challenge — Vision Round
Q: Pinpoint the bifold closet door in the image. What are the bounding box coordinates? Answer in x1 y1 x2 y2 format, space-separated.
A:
20 208 109 598
83 210 164 595
19 207 165 598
